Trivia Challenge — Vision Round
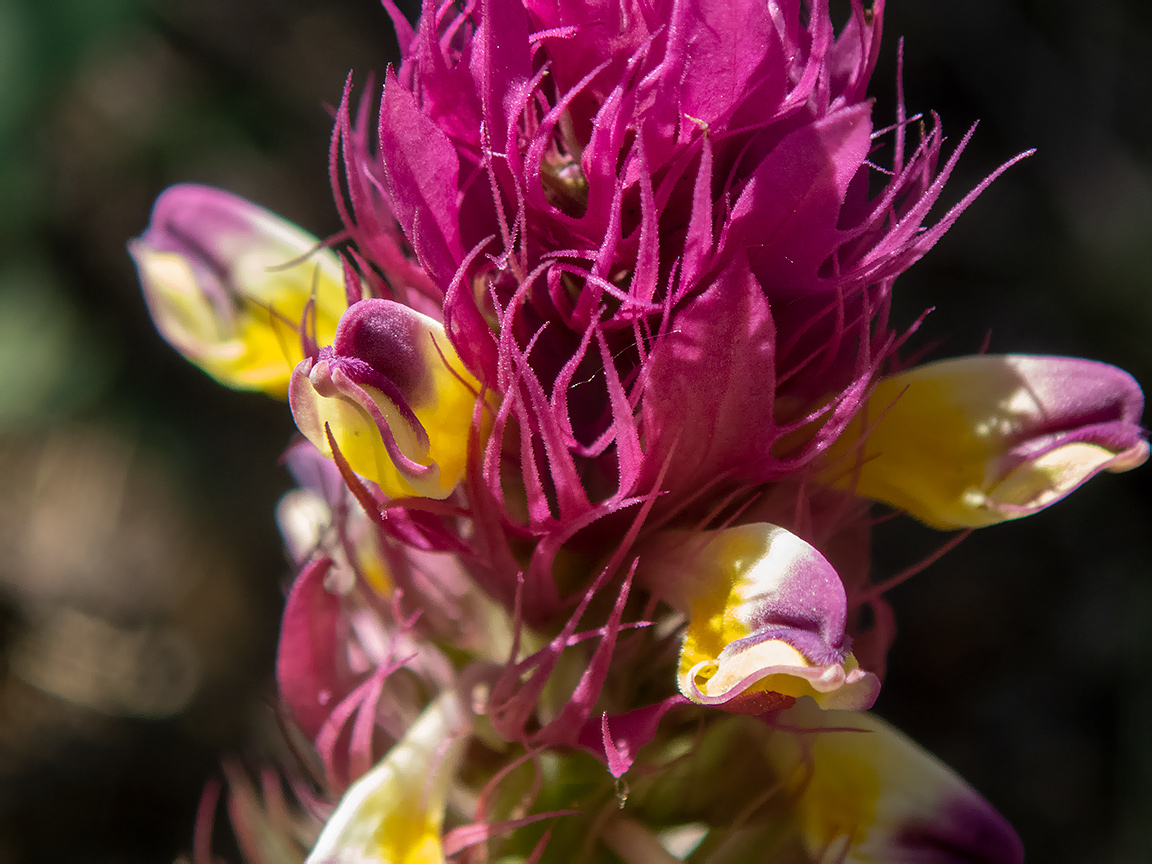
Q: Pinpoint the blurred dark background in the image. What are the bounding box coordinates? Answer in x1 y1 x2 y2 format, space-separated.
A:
0 0 1148 861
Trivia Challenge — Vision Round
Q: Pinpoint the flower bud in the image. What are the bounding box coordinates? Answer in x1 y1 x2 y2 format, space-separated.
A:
129 184 349 396
289 299 488 500
825 355 1148 528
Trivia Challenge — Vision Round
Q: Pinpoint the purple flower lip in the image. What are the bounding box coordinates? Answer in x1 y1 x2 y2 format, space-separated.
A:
719 625 850 670
294 349 435 484
639 522 880 713
289 298 490 500
330 299 426 397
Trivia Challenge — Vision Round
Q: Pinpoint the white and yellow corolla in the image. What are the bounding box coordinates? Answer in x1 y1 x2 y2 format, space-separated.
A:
640 522 880 714
767 698 1023 864
306 692 471 864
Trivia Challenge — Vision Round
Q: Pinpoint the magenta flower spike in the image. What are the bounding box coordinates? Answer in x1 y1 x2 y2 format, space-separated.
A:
129 0 1147 860
359 0 963 533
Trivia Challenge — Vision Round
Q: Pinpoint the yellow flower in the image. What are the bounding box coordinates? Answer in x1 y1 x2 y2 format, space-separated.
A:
289 299 490 500
306 693 470 864
825 355 1148 528
129 184 350 396
640 523 879 714
767 699 1022 863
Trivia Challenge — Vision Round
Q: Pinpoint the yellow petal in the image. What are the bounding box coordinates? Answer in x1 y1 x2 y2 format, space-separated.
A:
130 185 350 397
640 524 879 713
290 300 491 500
767 699 1022 864
306 693 470 864
823 355 1147 528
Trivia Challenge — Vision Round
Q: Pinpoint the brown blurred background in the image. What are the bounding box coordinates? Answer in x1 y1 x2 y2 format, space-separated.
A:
0 0 1149 861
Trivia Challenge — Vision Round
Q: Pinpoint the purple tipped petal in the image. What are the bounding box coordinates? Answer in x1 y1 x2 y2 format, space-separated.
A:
768 700 1023 864
825 354 1148 528
640 523 879 712
289 299 489 500
330 298 429 400
130 184 349 395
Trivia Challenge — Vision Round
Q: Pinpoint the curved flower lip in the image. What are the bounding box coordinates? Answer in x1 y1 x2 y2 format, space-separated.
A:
824 354 1148 529
289 298 490 500
639 522 880 714
767 699 1023 864
129 184 349 396
682 638 877 712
